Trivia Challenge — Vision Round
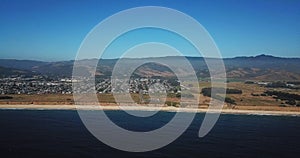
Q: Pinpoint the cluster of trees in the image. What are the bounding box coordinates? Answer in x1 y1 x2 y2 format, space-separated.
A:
0 96 13 100
287 81 300 85
251 93 267 96
174 92 194 98
226 89 243 94
225 97 236 105
201 87 241 105
266 81 299 89
244 81 255 84
266 81 287 88
264 90 300 106
165 101 180 107
264 90 300 100
201 87 242 97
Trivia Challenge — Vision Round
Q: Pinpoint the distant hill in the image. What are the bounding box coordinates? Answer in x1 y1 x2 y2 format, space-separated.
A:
0 66 36 77
0 54 299 81
0 59 47 70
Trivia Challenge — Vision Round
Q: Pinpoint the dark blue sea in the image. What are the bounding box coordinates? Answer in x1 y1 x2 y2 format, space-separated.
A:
0 110 300 158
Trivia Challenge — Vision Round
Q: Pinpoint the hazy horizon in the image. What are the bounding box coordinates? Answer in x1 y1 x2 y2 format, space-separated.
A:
1 53 300 62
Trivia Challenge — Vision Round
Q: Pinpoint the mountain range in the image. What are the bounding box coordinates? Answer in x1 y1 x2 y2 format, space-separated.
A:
0 54 299 81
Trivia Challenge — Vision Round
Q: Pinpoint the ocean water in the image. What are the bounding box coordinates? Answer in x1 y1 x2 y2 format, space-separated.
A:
0 110 300 158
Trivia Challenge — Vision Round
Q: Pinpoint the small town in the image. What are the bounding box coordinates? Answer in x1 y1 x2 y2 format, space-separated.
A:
0 75 180 95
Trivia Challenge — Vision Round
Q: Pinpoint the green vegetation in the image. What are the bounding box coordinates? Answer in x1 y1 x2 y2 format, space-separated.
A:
264 90 300 106
201 87 242 97
225 97 236 105
251 93 260 96
287 81 300 85
265 81 299 89
264 91 300 101
244 81 255 84
165 101 179 107
175 92 194 98
266 81 287 88
201 87 239 105
0 96 13 100
285 99 296 106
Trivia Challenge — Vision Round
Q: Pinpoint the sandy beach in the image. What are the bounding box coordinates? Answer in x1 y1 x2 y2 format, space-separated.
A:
1 104 300 116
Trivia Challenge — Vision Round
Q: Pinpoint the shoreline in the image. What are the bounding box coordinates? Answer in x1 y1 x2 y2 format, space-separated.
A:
1 104 300 116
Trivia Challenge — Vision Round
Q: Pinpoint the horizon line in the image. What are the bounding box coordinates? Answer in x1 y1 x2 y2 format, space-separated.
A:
1 54 300 62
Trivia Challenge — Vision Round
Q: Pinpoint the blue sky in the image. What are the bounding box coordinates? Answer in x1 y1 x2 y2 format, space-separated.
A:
0 0 299 61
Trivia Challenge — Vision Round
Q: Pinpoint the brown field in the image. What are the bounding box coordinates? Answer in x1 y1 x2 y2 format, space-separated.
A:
0 82 299 112
198 81 300 106
226 82 300 107
0 93 179 105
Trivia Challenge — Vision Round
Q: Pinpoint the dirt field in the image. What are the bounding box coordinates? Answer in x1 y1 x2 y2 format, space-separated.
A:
0 82 299 112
